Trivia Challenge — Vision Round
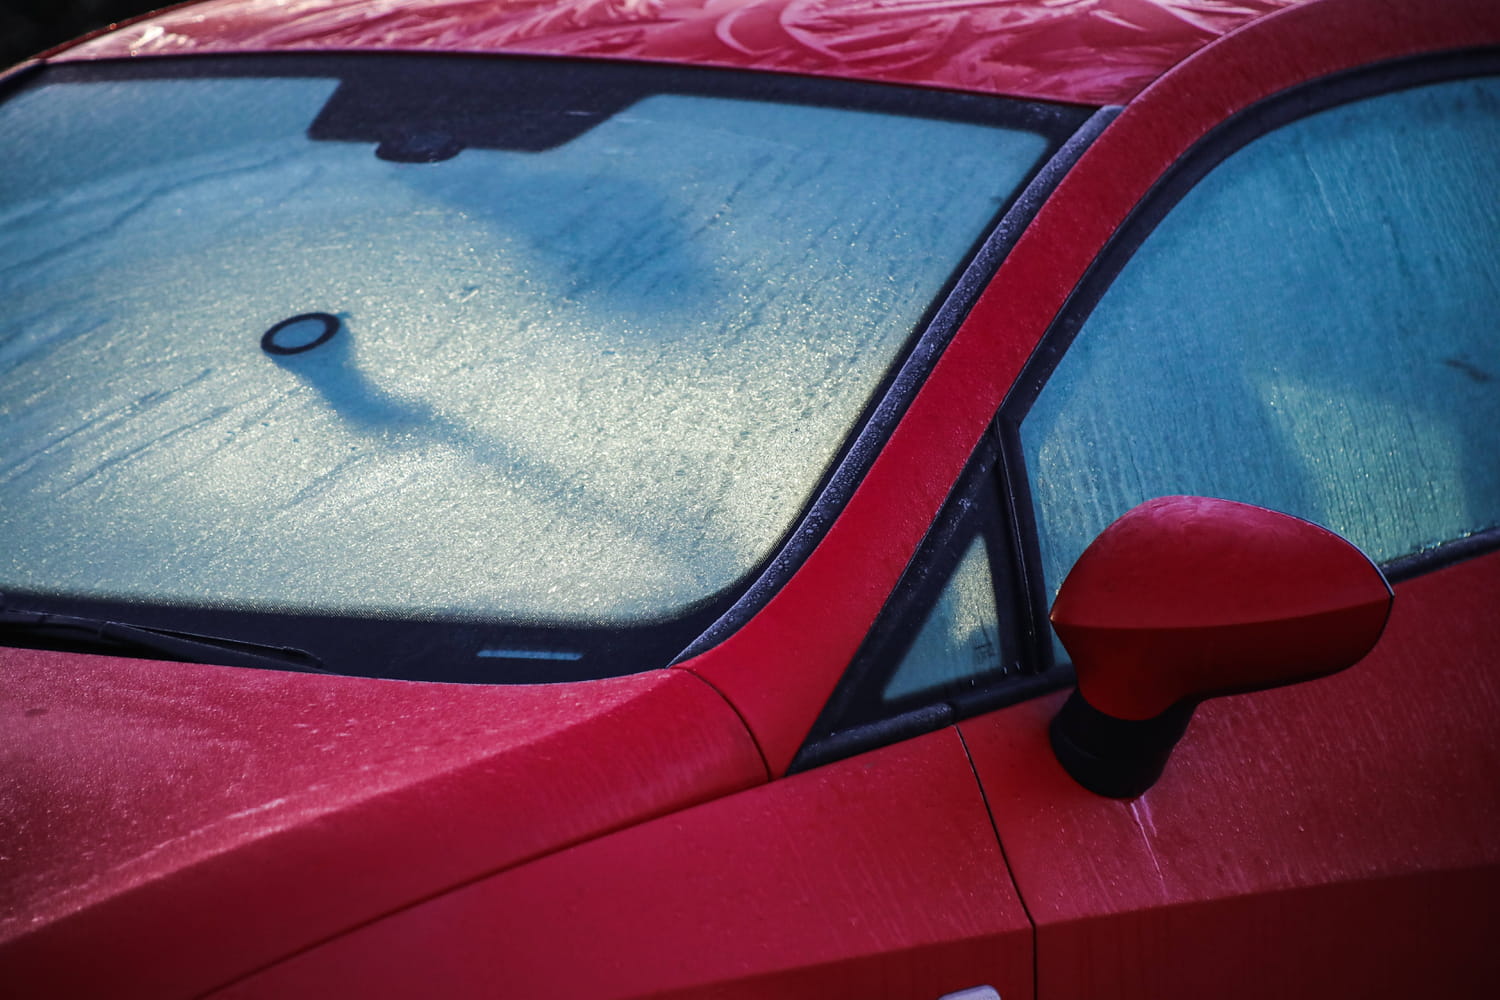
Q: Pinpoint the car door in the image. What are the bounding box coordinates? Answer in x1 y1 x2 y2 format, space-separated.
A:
958 42 1500 1000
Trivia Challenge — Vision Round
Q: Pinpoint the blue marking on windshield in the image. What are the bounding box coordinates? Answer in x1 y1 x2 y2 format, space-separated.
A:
477 647 583 661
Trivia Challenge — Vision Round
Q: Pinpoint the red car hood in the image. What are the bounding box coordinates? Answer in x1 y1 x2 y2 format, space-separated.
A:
0 646 764 998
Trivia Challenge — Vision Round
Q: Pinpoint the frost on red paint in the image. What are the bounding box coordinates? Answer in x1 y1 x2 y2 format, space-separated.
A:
53 0 1303 105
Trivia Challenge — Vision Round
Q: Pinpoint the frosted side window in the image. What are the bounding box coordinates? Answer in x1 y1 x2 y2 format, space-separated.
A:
1022 76 1500 620
883 536 1004 701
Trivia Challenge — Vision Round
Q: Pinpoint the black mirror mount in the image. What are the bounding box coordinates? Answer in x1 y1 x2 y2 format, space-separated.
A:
1048 496 1392 798
1050 690 1195 798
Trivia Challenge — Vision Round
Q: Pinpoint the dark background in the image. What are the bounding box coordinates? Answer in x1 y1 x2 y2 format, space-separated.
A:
2 1 168 69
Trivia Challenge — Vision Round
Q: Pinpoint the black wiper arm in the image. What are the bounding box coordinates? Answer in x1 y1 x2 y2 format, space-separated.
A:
0 608 329 674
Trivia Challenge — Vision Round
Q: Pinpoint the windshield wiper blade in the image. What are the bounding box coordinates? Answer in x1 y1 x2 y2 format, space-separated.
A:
0 607 329 674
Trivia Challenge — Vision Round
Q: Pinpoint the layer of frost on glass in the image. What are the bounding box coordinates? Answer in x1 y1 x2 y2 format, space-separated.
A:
882 535 1004 702
1022 76 1500 617
0 64 1051 626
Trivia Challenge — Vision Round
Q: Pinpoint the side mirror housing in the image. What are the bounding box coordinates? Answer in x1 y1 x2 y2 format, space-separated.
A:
1049 496 1393 797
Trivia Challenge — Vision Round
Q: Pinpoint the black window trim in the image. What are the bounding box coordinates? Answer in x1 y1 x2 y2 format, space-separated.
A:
792 427 1066 773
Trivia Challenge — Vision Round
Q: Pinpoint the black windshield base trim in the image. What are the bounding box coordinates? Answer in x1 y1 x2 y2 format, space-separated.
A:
0 589 727 684
0 604 328 674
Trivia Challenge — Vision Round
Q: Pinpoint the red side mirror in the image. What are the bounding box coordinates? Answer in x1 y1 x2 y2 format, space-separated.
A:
1049 496 1393 797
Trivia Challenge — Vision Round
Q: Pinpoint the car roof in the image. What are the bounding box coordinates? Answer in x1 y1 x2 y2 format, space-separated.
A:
47 0 1305 105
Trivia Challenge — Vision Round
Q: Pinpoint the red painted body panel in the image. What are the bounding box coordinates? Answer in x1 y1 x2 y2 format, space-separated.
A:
686 0 1500 777
963 551 1500 997
0 649 764 998
50 0 1299 105
208 726 1032 1000
1053 496 1392 720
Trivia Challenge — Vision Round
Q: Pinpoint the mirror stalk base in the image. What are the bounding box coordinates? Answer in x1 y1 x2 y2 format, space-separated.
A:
1050 690 1194 798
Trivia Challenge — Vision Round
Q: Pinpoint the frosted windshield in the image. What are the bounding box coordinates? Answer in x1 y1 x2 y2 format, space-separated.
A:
0 60 1050 632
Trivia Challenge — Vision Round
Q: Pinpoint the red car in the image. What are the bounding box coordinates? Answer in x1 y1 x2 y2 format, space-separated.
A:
3 0 1497 996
